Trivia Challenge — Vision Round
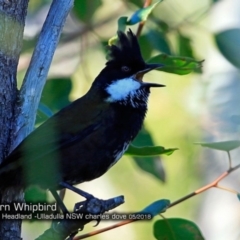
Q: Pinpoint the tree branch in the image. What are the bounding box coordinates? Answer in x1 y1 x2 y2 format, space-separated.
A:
0 0 29 162
0 1 29 239
11 0 74 152
74 162 240 239
36 196 124 240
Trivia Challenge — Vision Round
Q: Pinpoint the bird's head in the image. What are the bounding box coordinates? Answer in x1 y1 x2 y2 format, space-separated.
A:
92 29 164 108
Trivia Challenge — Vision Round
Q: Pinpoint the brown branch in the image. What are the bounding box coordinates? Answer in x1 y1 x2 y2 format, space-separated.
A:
136 0 152 38
74 162 240 239
36 196 124 240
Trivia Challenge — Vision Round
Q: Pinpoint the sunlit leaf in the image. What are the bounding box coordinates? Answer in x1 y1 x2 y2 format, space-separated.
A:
154 218 204 240
141 199 170 217
126 145 177 156
148 54 203 75
108 17 128 46
108 0 163 45
127 0 163 25
215 29 240 69
195 140 240 151
118 16 128 32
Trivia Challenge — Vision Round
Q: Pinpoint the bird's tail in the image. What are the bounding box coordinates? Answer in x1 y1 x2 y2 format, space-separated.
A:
0 166 24 205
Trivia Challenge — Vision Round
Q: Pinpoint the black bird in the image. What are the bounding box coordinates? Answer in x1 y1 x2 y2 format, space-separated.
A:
0 30 164 203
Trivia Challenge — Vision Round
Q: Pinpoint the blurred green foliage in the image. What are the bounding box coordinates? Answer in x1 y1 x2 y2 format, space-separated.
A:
73 0 102 23
19 0 240 239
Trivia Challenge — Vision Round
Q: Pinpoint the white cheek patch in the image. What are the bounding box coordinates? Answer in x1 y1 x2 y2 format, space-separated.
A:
105 78 141 102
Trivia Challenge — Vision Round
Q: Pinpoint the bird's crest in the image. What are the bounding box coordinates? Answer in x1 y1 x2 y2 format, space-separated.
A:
106 29 144 66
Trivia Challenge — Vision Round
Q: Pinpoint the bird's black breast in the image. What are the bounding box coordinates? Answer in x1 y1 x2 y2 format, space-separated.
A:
61 102 147 186
0 89 149 190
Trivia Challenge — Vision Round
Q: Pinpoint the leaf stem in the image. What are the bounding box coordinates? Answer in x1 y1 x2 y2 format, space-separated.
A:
136 0 152 37
227 151 232 169
215 185 239 194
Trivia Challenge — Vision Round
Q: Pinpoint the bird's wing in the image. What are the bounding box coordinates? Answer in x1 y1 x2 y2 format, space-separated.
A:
2 94 108 168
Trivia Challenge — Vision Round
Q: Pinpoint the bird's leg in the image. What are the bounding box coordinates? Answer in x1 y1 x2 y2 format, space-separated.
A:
49 188 68 214
59 181 94 200
49 189 70 231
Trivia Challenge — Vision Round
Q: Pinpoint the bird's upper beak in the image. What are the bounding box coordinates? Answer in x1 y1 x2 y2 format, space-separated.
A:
133 63 165 88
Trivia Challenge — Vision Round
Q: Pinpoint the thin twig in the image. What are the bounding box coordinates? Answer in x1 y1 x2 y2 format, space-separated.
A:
136 0 152 37
215 185 239 194
74 162 240 239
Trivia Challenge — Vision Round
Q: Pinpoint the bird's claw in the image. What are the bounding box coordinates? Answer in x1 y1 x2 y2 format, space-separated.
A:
93 218 101 227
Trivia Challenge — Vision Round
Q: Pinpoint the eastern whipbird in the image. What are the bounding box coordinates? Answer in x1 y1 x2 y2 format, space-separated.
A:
0 29 164 206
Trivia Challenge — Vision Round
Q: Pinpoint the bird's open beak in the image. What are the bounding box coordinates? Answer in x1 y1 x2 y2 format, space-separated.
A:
133 63 165 88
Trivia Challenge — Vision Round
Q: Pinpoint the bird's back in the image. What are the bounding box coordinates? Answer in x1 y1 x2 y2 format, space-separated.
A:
0 86 146 191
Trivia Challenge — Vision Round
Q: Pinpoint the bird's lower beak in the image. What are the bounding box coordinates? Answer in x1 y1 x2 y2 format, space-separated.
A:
133 63 165 88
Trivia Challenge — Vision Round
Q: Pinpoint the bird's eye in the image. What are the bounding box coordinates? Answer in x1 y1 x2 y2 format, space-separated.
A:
121 66 131 72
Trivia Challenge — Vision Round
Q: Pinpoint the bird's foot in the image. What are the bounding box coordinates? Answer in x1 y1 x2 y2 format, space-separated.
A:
58 182 125 228
74 194 125 227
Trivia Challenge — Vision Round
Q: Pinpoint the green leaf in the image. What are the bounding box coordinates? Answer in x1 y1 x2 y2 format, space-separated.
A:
148 54 203 75
108 1 163 45
177 32 193 58
237 193 240 201
141 199 170 217
130 128 166 182
108 17 128 46
195 140 240 151
139 34 154 59
73 0 102 23
215 29 240 68
127 0 163 25
147 29 171 55
126 145 177 156
177 33 202 73
154 218 204 240
135 156 166 182
118 16 128 32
